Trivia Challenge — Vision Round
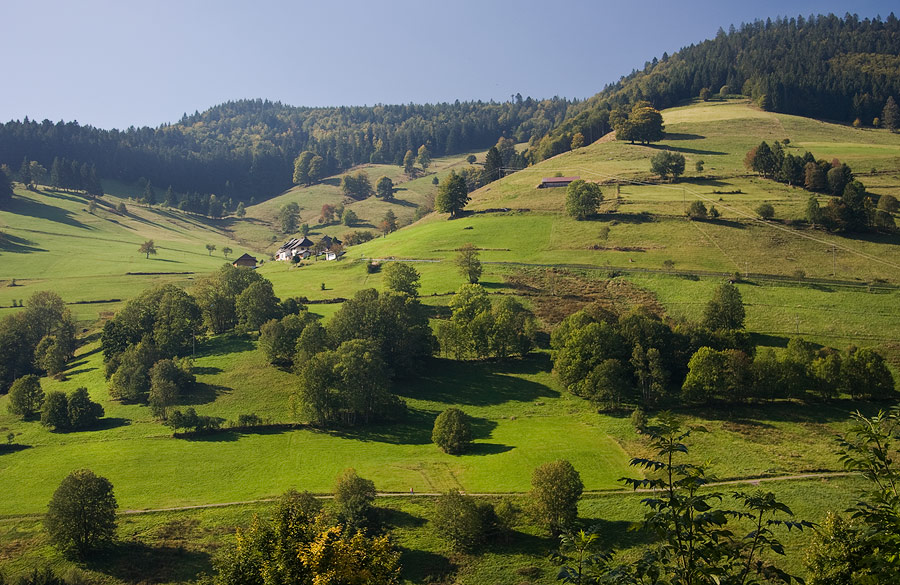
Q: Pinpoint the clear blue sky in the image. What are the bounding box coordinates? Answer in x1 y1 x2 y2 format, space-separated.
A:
2 0 896 129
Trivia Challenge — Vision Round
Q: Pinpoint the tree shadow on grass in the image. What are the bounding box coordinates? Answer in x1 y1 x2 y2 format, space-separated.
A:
749 333 790 349
706 218 747 229
0 232 46 253
387 197 417 208
191 366 224 376
384 507 428 529
576 518 654 550
93 417 130 431
398 547 457 584
646 143 728 156
467 442 514 456
196 336 255 358
66 366 97 377
597 211 655 224
664 133 706 141
676 399 876 425
398 358 557 406
9 195 93 230
181 382 230 406
320 407 434 445
0 444 31 455
88 541 211 584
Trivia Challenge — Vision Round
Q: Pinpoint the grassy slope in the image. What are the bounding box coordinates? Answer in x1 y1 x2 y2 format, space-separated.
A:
0 187 255 321
1 99 899 582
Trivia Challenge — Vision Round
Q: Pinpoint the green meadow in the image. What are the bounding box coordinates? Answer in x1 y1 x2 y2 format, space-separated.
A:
1 98 899 582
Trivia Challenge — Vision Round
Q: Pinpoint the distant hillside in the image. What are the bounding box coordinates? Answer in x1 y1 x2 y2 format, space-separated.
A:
532 12 900 161
0 98 572 202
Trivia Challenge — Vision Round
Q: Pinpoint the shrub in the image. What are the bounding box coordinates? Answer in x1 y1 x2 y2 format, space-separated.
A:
686 200 707 219
631 406 648 433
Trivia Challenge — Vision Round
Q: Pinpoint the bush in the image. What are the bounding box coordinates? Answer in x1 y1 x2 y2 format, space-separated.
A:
631 406 648 433
41 388 103 431
237 413 263 427
432 408 473 454
687 200 708 219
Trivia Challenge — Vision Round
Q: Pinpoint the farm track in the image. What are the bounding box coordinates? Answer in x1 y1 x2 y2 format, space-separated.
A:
0 471 850 520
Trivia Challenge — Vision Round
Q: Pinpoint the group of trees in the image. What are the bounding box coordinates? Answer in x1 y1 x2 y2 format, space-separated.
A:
0 291 77 393
434 284 537 360
649 150 686 181
7 375 102 431
746 140 895 232
552 283 895 409
101 269 301 415
340 171 374 200
611 101 665 144
274 288 433 426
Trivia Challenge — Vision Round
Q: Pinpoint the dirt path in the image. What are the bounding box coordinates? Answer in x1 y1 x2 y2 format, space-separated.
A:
111 471 852 516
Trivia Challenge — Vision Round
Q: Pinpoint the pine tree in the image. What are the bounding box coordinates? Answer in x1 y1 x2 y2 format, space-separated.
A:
164 185 177 206
18 157 31 186
884 96 899 132
482 147 503 184
50 157 62 189
142 181 156 205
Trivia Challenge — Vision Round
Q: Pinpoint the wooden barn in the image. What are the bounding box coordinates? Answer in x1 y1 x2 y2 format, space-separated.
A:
537 176 580 189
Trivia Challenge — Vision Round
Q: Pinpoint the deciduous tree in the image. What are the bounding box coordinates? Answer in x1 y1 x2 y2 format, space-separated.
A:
45 469 117 558
138 240 157 259
432 408 472 454
565 180 603 220
435 171 470 218
7 375 44 418
382 262 420 297
530 460 583 536
455 243 482 283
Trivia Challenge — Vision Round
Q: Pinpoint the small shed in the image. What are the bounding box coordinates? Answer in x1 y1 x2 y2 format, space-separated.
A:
232 253 257 268
537 176 580 189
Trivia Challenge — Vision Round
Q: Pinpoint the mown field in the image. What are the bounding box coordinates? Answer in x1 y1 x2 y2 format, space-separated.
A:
1 98 899 583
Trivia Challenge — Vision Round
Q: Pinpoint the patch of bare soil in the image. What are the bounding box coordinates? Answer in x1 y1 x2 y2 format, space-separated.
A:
505 268 665 326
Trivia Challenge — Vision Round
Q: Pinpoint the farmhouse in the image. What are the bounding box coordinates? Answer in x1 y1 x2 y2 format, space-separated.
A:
276 237 314 261
537 176 579 189
232 253 257 268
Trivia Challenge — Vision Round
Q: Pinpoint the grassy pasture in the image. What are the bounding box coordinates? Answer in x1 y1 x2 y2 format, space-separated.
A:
0 187 253 322
0 476 867 585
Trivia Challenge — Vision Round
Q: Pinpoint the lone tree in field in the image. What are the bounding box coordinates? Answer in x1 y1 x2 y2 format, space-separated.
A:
333 468 378 531
45 469 117 558
703 282 745 330
455 243 482 284
432 408 473 454
383 262 421 297
435 171 470 218
205 243 216 256
139 240 157 259
565 180 603 220
650 151 686 181
222 246 232 259
529 460 583 536
376 176 394 200
756 202 775 219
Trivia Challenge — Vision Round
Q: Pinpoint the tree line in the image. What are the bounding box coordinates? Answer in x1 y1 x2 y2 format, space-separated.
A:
0 96 572 203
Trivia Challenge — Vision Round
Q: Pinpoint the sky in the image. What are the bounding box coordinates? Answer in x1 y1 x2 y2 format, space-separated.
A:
2 0 897 130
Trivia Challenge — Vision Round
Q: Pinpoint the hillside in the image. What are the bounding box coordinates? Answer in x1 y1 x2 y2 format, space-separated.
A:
0 188 255 321
532 13 900 162
1 96 899 585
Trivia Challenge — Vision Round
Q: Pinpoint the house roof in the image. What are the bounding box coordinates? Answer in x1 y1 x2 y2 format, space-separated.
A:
541 176 580 183
234 253 256 262
277 237 314 252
